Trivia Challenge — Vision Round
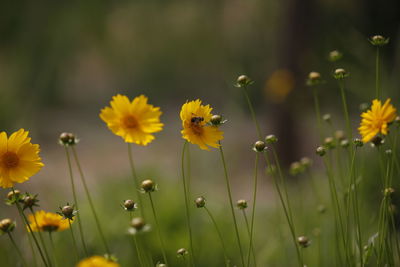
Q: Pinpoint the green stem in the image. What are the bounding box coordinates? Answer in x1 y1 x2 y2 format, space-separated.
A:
338 80 352 141
48 232 58 267
64 147 88 256
246 152 259 267
13 190 49 267
204 207 230 267
243 88 262 140
68 219 80 260
218 143 246 267
242 210 257 267
71 146 111 255
29 208 52 267
133 235 145 267
312 86 323 142
128 143 146 219
8 232 28 267
27 228 38 267
376 47 380 99
148 192 169 266
181 141 195 267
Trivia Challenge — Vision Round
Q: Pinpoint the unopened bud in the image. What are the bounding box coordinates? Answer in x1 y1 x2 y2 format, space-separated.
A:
322 114 331 123
210 115 222 126
316 146 326 156
370 35 389 46
324 137 335 150
61 205 74 219
307 72 322 86
353 138 363 147
254 141 266 152
123 200 136 211
0 219 14 233
236 199 248 210
333 68 349 79
141 179 155 193
194 196 206 208
131 217 145 230
340 139 350 148
298 236 311 248
59 132 77 146
329 50 343 62
236 75 253 87
177 248 188 257
265 135 278 144
7 190 20 201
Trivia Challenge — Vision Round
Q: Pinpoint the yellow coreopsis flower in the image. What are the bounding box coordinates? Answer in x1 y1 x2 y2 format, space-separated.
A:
28 210 71 232
358 98 397 143
76 256 120 267
180 99 224 150
0 129 44 188
100 94 163 145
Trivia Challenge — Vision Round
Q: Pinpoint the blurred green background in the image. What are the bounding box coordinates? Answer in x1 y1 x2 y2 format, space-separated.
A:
1 0 400 266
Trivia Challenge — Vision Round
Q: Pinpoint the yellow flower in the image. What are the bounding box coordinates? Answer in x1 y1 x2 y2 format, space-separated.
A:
358 98 397 143
76 256 120 267
28 210 71 232
100 94 163 145
180 99 224 150
0 129 44 188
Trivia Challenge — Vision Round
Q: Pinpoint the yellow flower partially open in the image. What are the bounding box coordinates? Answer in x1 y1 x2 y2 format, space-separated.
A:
0 129 44 188
28 210 71 232
180 99 224 150
358 99 397 143
100 94 164 145
77 256 120 267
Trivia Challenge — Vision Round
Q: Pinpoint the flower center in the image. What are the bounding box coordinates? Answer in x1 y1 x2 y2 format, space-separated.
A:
122 115 139 129
1 152 19 169
42 224 59 232
372 119 384 130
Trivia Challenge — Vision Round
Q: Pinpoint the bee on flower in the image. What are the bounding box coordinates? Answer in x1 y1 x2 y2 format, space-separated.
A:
28 210 72 232
358 99 397 143
180 99 224 150
100 94 164 145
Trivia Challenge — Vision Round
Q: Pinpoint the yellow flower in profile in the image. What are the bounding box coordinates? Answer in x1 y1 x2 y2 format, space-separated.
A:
180 99 224 150
100 94 163 145
358 98 397 143
76 256 120 267
0 129 44 188
28 210 71 232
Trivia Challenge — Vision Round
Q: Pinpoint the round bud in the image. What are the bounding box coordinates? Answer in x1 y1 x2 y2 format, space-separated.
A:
297 236 310 248
236 199 248 210
210 115 222 126
131 217 145 230
324 137 335 150
254 141 266 152
194 196 206 208
124 200 136 211
353 138 363 147
300 157 312 168
308 72 321 80
334 130 345 141
61 205 74 218
23 195 36 209
340 139 350 148
329 50 342 62
7 190 20 201
177 248 188 256
316 146 326 157
370 35 389 46
290 162 303 176
0 218 14 233
322 114 331 123
333 68 348 79
384 187 395 196
265 135 278 144
236 75 252 87
59 132 76 146
141 179 155 193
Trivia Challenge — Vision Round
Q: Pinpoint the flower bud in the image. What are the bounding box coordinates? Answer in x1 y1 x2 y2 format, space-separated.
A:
59 132 77 146
340 139 350 148
306 72 322 86
177 248 188 257
370 35 389 46
300 157 312 168
353 138 363 147
7 190 20 201
394 116 400 127
384 187 395 197
61 205 74 219
316 146 326 157
297 236 311 248
236 199 248 210
333 68 349 79
131 217 145 230
156 264 167 267
253 141 266 152
123 200 136 211
236 75 253 87
265 135 278 144
329 50 343 62
290 161 303 176
210 115 222 126
322 114 331 123
141 179 155 193
334 130 345 141
0 219 15 233
22 194 39 210
324 137 335 150
194 196 206 208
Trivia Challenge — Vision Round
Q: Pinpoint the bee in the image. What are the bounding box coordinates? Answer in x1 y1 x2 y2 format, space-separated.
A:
191 116 204 124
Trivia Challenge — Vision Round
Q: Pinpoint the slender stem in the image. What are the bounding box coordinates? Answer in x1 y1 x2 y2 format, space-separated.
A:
242 210 257 267
181 141 195 267
127 143 146 219
204 207 230 267
148 192 169 266
133 235 145 267
64 147 88 256
218 143 246 267
8 232 28 267
29 208 52 267
243 88 262 140
312 86 323 142
246 152 259 267
48 232 58 267
338 80 352 141
71 146 111 255
13 189 49 267
376 47 380 99
68 219 80 260
27 229 38 267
